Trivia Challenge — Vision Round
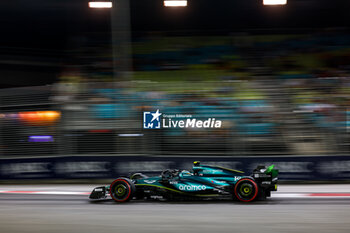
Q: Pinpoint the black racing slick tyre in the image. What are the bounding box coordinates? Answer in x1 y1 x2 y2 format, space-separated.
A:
234 178 259 202
110 178 135 202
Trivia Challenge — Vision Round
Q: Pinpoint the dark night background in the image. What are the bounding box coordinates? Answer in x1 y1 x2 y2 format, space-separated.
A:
0 0 349 88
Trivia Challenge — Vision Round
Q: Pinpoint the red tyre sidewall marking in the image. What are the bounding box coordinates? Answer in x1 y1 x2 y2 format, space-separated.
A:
110 179 131 202
234 178 258 202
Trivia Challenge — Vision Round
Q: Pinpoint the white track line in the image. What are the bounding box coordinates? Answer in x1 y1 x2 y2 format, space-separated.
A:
272 193 350 198
1 190 350 198
0 190 90 195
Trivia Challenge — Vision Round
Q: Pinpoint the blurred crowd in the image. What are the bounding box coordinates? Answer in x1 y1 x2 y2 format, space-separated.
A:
1 30 349 156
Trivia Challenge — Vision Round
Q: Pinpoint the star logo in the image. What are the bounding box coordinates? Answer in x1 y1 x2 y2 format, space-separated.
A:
143 109 162 129
150 109 162 122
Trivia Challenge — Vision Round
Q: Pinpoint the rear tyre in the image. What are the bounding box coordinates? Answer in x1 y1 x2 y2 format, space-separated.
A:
110 178 135 202
234 178 258 202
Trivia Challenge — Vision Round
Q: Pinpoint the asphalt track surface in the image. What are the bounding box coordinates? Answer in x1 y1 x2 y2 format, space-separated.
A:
1 184 350 233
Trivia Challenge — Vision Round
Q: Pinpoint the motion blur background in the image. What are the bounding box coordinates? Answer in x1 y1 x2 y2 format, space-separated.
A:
0 0 350 180
2 2 350 233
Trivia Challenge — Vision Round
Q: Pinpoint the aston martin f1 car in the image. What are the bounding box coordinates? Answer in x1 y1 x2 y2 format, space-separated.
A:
89 161 278 202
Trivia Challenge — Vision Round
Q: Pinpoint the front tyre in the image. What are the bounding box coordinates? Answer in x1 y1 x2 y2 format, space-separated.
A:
110 178 135 202
234 178 258 202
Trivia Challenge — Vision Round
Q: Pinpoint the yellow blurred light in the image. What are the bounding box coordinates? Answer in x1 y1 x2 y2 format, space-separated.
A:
263 0 287 5
89 1 112 8
43 111 61 121
164 0 187 7
19 111 61 125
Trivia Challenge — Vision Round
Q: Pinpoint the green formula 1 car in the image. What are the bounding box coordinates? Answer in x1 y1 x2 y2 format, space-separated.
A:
89 161 278 202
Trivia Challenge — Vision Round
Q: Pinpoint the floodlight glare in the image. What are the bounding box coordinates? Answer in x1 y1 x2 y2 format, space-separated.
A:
89 1 113 8
164 0 188 7
263 0 287 5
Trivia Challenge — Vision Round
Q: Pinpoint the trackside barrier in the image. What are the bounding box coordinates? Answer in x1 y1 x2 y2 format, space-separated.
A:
1 155 350 180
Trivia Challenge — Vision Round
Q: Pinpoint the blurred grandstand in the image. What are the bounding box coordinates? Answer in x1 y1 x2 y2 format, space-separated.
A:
0 30 349 157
